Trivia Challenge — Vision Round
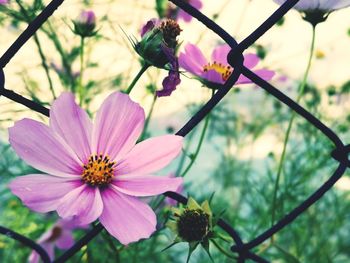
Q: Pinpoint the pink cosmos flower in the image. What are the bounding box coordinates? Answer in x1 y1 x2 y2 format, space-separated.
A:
29 219 87 263
274 0 350 12
9 91 183 245
179 43 275 89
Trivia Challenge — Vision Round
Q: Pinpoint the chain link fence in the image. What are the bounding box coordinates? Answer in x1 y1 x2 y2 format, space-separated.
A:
0 0 349 262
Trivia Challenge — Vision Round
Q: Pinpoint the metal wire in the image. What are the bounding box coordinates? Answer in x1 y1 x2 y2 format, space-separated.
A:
0 0 349 262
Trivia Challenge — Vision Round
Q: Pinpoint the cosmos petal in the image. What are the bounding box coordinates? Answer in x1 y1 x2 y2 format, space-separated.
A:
50 92 92 163
92 92 145 162
56 231 74 249
9 118 82 177
57 185 103 225
100 188 156 245
200 69 224 84
211 44 230 65
9 174 81 213
112 174 183 197
116 135 183 174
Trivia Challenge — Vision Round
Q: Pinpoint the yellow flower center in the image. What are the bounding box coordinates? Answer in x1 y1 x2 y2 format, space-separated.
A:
203 61 232 82
82 154 115 186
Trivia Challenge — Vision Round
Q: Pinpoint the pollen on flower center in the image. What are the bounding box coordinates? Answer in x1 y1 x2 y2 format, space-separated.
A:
203 61 232 82
82 154 115 186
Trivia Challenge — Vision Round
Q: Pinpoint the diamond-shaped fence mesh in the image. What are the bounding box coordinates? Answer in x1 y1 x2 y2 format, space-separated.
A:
0 0 349 262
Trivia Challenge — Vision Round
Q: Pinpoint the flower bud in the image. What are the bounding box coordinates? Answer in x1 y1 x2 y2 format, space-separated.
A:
167 197 213 242
178 208 210 242
73 10 97 38
166 197 215 262
135 19 181 68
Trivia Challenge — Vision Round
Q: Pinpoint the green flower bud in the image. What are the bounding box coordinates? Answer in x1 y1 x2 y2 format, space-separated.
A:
135 19 181 68
73 10 97 38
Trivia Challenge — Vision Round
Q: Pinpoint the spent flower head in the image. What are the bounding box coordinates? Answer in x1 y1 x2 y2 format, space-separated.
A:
134 18 182 96
73 10 97 37
166 197 215 262
136 18 181 67
179 43 275 90
9 91 183 245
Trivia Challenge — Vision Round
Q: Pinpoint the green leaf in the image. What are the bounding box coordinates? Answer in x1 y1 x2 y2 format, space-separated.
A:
186 242 200 263
187 197 201 210
202 238 214 262
161 241 179 252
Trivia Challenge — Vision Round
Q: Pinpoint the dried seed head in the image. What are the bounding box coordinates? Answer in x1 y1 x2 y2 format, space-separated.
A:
177 208 210 242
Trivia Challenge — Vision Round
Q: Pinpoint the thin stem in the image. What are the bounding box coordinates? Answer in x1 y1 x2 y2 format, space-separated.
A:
140 92 157 140
13 0 56 99
125 63 150 94
270 25 316 241
102 231 121 263
33 34 56 99
180 113 210 177
42 22 75 89
175 130 196 175
211 239 236 260
78 37 85 106
0 0 65 68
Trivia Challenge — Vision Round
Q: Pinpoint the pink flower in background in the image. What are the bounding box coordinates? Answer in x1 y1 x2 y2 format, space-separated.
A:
29 219 87 263
77 10 96 26
73 10 97 37
176 0 203 22
274 0 350 12
0 0 8 5
9 91 183 245
179 43 275 89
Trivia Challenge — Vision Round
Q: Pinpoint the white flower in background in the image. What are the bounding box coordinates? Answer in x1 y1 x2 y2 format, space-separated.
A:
274 0 350 12
274 0 350 25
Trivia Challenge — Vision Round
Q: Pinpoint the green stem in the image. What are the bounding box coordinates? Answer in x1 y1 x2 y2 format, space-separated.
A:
13 0 56 99
43 23 75 90
175 131 196 175
180 113 210 177
102 231 121 263
33 34 56 99
78 37 85 106
270 25 316 239
217 233 233 243
211 239 236 260
140 93 157 140
125 63 150 94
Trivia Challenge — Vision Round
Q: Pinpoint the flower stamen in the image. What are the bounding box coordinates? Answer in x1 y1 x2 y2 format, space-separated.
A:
203 61 232 82
82 154 115 186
